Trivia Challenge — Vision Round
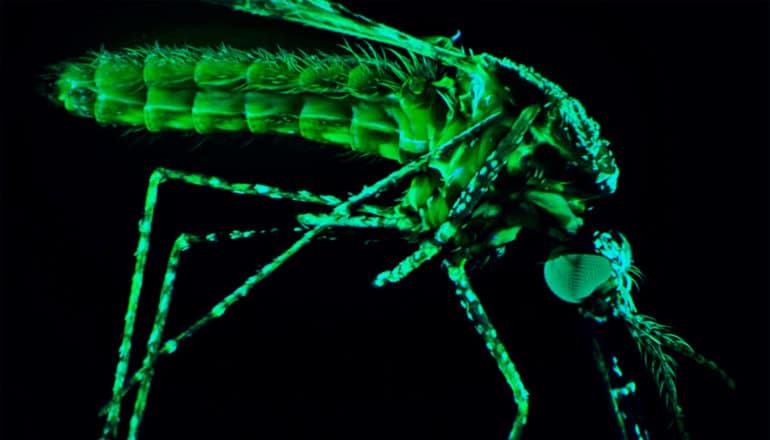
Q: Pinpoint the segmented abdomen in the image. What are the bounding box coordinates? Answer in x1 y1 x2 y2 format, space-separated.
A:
51 45 475 163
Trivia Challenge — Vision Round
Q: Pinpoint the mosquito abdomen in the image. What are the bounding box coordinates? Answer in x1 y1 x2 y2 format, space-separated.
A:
51 45 460 163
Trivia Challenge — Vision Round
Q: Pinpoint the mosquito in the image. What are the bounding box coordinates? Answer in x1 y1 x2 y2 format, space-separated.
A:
46 1 734 439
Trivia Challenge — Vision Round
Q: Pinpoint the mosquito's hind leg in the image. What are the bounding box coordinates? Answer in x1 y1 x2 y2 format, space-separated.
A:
101 167 344 440
105 154 438 439
105 110 503 439
123 227 295 440
443 258 529 440
117 214 432 440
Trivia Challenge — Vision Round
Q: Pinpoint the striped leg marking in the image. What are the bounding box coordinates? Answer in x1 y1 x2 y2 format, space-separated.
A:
591 336 650 440
122 228 292 440
443 258 529 440
101 168 344 440
103 167 431 439
103 111 504 439
372 106 541 288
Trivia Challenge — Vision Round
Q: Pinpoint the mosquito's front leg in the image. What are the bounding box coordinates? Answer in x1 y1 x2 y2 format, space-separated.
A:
590 335 650 440
444 258 529 440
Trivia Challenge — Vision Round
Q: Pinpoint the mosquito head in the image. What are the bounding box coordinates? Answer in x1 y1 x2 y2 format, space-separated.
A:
542 230 640 307
544 252 613 303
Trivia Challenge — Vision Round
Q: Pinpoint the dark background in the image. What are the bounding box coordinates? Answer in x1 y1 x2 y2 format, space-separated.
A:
1 1 767 439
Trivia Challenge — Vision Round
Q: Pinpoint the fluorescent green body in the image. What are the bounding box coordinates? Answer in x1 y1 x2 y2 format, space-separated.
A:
53 45 616 244
46 4 727 439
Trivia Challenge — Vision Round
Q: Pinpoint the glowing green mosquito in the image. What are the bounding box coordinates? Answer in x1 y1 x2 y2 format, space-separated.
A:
47 1 734 439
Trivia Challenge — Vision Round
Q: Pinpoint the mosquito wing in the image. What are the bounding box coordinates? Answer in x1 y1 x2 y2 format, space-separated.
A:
203 0 615 192
207 1 580 103
203 0 471 69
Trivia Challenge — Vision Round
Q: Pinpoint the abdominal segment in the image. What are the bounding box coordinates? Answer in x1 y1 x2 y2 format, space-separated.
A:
51 45 458 164
55 45 584 234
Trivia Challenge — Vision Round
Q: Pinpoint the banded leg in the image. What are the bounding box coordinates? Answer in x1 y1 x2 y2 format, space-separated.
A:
104 163 435 437
372 105 541 286
128 228 288 440
296 210 416 231
434 104 541 244
103 112 500 439
372 240 442 286
115 213 412 440
443 259 529 440
591 337 650 440
101 168 343 440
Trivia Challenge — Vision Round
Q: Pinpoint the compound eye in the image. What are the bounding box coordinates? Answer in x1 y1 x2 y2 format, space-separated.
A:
544 254 612 303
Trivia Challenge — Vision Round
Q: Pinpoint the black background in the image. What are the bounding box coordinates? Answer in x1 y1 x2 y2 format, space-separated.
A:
0 1 767 439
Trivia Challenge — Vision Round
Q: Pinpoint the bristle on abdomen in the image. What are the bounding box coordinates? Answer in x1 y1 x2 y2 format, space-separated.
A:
50 45 451 163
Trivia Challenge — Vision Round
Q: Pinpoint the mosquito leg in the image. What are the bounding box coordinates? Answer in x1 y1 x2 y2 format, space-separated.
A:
105 162 434 436
302 210 441 288
104 224 327 439
443 258 529 440
436 105 541 244
372 240 442 286
104 110 502 438
101 168 343 440
117 212 439 440
592 337 630 440
159 167 343 205
114 212 400 439
296 210 417 232
126 227 293 440
591 336 651 440
373 105 541 287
